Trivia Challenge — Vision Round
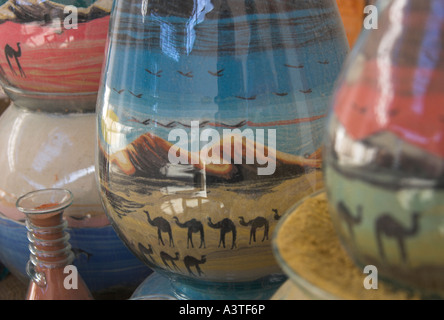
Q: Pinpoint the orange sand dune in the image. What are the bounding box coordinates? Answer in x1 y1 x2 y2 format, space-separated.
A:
105 132 322 181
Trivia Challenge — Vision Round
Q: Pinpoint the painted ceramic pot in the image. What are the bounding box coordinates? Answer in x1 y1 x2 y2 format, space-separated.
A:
324 0 444 299
0 0 152 298
97 0 349 299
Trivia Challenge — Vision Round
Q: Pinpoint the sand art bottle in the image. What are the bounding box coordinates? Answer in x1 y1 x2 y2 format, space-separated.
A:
324 0 444 299
16 189 93 300
97 0 349 299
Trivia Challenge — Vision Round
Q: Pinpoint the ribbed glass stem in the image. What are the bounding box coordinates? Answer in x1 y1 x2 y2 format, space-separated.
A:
26 218 74 269
16 188 74 287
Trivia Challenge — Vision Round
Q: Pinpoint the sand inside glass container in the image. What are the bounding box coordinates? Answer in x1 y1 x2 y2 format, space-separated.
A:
274 192 419 300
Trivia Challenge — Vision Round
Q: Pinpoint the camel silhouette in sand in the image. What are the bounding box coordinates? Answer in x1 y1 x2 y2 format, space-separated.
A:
184 255 206 277
144 210 174 247
239 216 269 244
138 243 155 264
375 212 421 263
173 217 205 249
272 209 281 220
336 201 363 240
5 43 25 77
160 251 180 271
207 217 237 249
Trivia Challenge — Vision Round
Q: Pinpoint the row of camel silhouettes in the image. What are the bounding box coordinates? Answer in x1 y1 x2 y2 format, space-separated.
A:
336 201 421 263
138 242 207 277
144 209 282 250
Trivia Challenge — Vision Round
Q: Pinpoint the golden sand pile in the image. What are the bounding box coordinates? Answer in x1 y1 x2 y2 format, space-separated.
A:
275 192 419 300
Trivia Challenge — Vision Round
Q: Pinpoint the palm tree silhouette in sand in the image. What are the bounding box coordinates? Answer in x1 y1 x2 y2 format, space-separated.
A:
375 212 421 263
5 43 25 77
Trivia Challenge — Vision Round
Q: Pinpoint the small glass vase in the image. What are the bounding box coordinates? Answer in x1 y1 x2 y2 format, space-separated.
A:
16 188 93 300
324 0 444 299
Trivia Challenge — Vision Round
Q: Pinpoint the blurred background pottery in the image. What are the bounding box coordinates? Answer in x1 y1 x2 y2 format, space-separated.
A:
0 0 152 299
324 0 444 299
97 0 349 299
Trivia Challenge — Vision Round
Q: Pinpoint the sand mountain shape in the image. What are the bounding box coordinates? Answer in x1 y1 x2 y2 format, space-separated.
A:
101 132 321 183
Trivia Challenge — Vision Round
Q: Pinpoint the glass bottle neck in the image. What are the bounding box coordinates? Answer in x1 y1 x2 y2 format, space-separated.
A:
26 212 74 270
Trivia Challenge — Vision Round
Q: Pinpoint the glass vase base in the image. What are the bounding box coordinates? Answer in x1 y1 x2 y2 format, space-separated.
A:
131 272 287 300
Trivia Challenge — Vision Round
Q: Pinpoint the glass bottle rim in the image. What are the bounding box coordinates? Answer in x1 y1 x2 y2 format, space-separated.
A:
16 188 74 215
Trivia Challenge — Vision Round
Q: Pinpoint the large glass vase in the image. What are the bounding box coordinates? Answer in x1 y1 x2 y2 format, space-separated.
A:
96 0 349 299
